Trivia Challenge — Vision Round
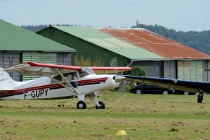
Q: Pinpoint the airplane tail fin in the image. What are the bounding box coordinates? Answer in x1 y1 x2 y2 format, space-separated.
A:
0 68 16 90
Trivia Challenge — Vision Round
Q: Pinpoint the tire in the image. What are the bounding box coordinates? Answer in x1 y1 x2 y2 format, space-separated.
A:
136 89 142 94
162 90 169 95
96 101 105 109
77 100 87 109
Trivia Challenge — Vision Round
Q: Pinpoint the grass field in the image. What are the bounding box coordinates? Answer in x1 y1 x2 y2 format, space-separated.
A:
0 92 210 140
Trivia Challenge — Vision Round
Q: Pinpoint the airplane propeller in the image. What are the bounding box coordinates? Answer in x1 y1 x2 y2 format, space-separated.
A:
110 57 128 99
117 80 128 99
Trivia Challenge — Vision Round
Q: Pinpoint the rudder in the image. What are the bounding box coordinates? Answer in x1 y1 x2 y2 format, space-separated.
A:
0 68 16 90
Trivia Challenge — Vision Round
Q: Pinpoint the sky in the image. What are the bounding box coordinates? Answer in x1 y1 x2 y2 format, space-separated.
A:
0 0 210 31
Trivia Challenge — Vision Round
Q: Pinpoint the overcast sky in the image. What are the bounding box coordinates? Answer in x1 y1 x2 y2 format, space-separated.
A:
0 0 209 31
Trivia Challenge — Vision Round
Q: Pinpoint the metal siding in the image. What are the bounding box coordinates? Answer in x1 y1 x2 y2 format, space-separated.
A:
22 52 57 81
184 61 191 80
57 53 71 65
0 52 21 81
190 61 197 81
164 61 176 78
202 61 208 81
178 60 203 81
204 61 210 81
207 61 210 81
178 61 185 80
10 53 21 81
178 61 190 80
40 53 57 63
57 53 64 65
192 61 203 81
132 61 162 77
2 53 11 68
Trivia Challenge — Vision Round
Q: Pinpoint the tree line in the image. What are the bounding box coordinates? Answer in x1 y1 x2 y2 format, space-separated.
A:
21 24 210 55
143 24 210 55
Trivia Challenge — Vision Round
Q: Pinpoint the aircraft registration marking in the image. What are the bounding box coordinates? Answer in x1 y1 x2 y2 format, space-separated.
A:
24 88 49 99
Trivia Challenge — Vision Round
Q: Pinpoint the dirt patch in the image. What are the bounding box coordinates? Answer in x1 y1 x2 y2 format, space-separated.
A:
169 128 179 132
194 111 208 115
170 121 185 126
89 133 105 137
149 128 162 132
192 129 205 134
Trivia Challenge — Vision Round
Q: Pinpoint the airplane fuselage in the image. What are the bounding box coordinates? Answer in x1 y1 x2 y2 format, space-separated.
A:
0 74 120 100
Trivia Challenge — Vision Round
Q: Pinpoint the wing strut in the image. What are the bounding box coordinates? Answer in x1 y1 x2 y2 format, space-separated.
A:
55 68 78 93
44 73 75 93
42 68 79 96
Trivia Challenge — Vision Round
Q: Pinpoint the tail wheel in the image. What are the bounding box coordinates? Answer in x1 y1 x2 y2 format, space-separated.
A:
96 101 105 109
77 101 87 109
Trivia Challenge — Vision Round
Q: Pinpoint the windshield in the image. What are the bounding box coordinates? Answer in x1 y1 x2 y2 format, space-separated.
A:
79 67 95 77
51 67 96 83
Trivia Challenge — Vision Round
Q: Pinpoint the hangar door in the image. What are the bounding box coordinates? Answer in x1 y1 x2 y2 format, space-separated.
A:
164 61 176 78
178 60 203 81
22 52 57 81
22 52 72 81
202 60 210 82
57 53 72 65
133 61 162 77
0 52 21 81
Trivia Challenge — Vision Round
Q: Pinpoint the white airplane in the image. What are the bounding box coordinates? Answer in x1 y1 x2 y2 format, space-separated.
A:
0 62 131 109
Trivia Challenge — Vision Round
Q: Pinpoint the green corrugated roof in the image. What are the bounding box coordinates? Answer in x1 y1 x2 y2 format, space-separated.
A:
54 26 162 59
0 19 75 52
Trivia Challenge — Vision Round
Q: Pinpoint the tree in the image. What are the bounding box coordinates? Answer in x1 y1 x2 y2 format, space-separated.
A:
123 66 146 76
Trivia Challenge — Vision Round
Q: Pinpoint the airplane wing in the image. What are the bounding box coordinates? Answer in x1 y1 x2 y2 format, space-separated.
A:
4 62 131 76
4 62 82 76
90 67 131 74
124 75 210 93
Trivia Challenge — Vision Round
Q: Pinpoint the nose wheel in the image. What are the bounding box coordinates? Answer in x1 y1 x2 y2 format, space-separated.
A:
96 101 105 109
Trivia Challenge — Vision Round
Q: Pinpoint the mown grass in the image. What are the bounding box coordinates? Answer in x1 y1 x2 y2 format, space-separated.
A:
0 92 210 140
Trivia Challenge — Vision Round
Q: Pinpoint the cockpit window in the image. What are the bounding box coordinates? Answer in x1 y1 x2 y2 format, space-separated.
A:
79 67 95 77
51 67 95 83
51 72 77 83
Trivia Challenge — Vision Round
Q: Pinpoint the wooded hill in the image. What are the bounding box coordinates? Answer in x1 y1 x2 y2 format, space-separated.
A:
21 24 210 55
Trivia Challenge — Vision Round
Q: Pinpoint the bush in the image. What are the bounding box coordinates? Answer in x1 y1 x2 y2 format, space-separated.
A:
123 66 146 92
123 66 146 76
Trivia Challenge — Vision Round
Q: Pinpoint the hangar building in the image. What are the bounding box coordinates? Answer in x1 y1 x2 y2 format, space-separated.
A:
0 20 76 81
37 26 210 81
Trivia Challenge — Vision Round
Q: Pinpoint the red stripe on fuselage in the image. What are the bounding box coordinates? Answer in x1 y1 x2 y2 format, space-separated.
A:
0 83 63 97
0 77 108 98
78 77 108 86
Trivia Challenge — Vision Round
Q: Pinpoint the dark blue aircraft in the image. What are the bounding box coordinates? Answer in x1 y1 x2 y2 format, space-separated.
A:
125 75 207 103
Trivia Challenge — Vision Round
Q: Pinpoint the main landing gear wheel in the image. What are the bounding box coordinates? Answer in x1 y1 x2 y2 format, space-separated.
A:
77 101 87 109
96 101 105 109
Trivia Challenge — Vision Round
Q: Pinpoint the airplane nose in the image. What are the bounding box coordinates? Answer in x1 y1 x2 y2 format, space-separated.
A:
113 75 125 82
